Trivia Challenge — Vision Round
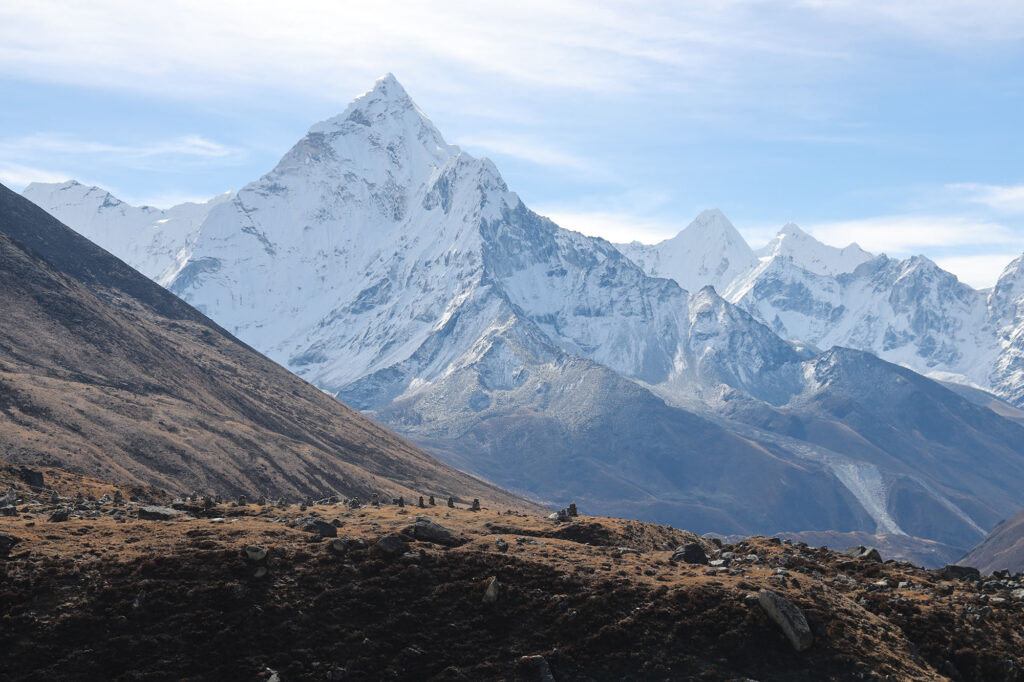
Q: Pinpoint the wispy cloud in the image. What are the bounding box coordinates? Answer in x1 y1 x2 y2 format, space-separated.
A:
805 215 1024 254
2 1 1020 102
0 162 71 188
535 207 681 244
947 182 1024 214
456 133 603 176
0 133 238 162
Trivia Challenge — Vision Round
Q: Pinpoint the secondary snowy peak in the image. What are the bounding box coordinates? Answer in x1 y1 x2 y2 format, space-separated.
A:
22 180 229 284
616 208 757 293
989 254 1024 328
756 223 872 277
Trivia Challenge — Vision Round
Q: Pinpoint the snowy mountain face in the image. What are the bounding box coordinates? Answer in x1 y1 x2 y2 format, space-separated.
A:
21 180 230 285
619 212 1024 406
616 209 757 294
22 74 1024 558
754 223 871 277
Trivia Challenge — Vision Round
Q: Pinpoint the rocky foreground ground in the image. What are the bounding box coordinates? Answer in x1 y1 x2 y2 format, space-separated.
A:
1 465 1023 681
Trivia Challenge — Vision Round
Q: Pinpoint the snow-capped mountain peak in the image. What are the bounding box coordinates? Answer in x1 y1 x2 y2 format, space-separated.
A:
308 74 455 164
756 222 872 276
615 208 757 293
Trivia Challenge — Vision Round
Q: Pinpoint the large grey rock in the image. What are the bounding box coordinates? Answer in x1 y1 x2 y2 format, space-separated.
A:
403 517 463 546
942 564 981 581
518 655 556 682
47 508 69 522
0 533 20 556
138 505 182 521
297 517 337 538
672 542 709 565
17 467 44 488
374 534 410 558
758 589 813 652
844 545 882 563
245 545 268 562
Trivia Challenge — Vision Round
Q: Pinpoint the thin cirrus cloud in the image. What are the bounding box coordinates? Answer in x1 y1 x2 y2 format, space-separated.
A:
0 133 242 188
2 1 1022 101
805 215 1023 253
0 133 238 161
947 183 1024 214
0 162 71 188
455 133 610 178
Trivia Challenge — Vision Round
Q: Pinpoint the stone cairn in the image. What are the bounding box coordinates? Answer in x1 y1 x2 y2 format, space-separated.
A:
418 496 425 508
470 499 481 512
567 502 578 517
429 495 436 506
447 496 455 508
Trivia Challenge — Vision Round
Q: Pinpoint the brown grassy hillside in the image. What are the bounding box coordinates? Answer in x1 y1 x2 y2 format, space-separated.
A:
0 183 535 509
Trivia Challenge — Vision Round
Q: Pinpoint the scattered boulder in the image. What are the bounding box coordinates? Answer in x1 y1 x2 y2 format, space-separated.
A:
245 545 268 562
47 508 69 523
548 509 570 523
403 517 463 546
328 539 349 556
17 467 44 489
0 533 20 556
942 565 982 581
844 546 882 563
298 517 338 539
374 534 410 558
482 576 499 603
138 506 182 521
495 538 509 553
672 543 709 565
518 655 556 682
758 589 813 652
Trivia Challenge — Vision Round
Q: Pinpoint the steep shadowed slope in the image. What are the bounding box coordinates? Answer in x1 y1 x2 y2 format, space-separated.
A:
961 508 1024 574
0 182 533 508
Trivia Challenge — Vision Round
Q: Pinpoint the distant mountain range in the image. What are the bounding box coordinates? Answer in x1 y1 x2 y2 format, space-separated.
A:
22 74 1024 565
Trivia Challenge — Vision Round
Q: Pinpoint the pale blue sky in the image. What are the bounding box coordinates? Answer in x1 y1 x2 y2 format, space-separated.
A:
1 1 1023 286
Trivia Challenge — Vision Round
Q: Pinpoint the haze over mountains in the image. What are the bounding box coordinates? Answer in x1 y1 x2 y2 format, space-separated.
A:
22 75 1024 565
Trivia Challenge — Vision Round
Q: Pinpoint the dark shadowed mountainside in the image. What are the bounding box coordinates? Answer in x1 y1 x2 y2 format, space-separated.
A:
0 183 533 508
961 508 1024 574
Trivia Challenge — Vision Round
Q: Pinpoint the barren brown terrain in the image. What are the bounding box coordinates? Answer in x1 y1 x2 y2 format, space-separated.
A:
0 183 533 510
2 464 1023 681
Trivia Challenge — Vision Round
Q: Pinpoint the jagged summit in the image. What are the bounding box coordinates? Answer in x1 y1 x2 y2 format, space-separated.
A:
616 208 757 293
308 74 454 158
755 221 872 277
